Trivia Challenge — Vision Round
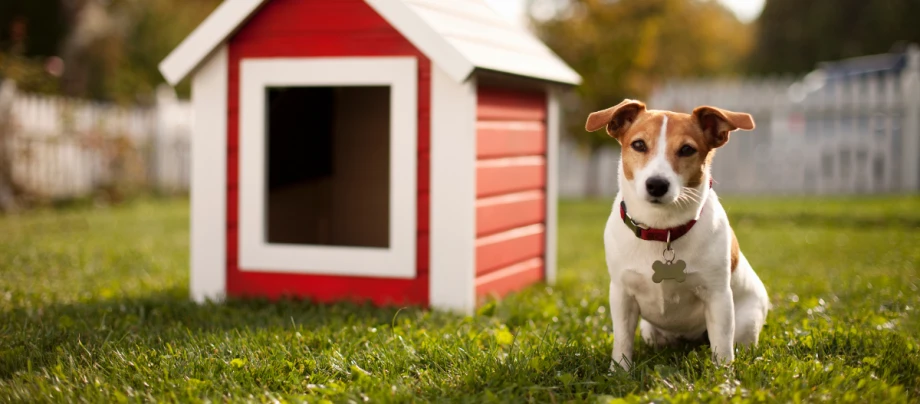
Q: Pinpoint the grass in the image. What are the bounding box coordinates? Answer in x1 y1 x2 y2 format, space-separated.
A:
1 196 919 403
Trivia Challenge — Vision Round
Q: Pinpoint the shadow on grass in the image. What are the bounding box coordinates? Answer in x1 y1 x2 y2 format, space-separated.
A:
728 212 920 230
444 323 920 400
439 334 722 400
4 288 919 400
0 286 720 399
0 287 422 380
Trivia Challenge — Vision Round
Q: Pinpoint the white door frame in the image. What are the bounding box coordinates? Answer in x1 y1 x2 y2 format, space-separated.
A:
237 56 418 278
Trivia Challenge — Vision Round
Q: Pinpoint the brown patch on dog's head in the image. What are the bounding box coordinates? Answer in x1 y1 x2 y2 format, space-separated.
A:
586 100 654 181
658 107 756 188
615 112 668 181
663 114 711 188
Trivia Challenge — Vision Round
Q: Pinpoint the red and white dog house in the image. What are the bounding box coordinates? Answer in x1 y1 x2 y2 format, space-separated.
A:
159 0 580 313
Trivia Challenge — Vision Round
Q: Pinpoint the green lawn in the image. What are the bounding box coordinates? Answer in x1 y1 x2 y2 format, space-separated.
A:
1 196 919 403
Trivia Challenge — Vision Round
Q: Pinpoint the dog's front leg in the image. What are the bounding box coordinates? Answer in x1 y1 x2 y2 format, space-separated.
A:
703 287 735 365
609 282 639 371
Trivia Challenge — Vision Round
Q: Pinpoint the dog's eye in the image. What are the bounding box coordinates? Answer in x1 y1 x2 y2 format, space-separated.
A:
678 145 697 157
630 140 647 153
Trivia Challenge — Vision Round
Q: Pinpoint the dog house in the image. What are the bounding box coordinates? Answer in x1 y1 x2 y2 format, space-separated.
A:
158 0 580 313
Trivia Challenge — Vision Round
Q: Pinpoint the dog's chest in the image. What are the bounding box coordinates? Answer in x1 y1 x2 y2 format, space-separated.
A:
605 220 715 332
604 195 731 333
620 266 707 331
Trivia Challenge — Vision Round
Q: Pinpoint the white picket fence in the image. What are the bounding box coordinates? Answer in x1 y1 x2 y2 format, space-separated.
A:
560 47 920 197
1 83 192 200
4 46 919 203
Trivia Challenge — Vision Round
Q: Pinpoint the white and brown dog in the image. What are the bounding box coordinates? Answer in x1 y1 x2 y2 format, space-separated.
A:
585 99 769 371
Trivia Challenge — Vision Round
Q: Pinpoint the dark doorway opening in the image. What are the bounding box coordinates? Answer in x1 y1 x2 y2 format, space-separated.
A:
265 86 390 248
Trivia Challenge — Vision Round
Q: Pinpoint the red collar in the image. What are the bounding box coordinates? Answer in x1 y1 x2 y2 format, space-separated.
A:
619 179 712 243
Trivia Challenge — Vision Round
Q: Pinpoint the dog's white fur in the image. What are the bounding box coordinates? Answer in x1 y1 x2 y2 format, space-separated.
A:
597 105 769 371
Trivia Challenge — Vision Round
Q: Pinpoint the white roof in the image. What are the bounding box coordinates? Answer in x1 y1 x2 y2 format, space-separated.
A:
158 0 581 86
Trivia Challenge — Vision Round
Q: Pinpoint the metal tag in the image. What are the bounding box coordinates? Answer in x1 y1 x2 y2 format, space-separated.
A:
652 259 687 283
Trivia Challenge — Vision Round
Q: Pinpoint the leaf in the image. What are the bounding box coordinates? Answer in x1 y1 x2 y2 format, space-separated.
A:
595 396 628 404
350 364 371 381
556 373 575 385
529 356 548 372
495 328 514 346
477 301 497 317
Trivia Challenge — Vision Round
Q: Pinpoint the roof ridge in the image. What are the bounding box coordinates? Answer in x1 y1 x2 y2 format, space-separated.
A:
158 0 580 86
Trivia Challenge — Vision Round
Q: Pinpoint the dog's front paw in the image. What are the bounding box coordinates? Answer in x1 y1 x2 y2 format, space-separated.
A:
610 357 631 372
711 348 734 367
610 350 633 372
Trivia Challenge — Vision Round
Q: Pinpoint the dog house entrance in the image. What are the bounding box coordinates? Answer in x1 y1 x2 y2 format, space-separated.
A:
265 86 390 248
239 57 415 276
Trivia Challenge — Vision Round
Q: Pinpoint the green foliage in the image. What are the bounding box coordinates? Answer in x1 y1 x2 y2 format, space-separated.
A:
100 0 221 103
0 54 60 94
532 0 752 151
1 196 919 402
0 0 69 58
0 0 218 103
749 0 920 74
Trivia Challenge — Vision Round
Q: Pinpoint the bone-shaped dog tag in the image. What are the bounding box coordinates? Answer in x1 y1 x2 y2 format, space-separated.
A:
652 260 687 283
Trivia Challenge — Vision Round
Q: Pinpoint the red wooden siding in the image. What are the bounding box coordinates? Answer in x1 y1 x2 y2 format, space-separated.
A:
476 191 545 237
477 121 546 159
477 157 546 197
476 224 544 276
477 89 547 121
475 86 547 298
225 0 430 305
475 258 545 300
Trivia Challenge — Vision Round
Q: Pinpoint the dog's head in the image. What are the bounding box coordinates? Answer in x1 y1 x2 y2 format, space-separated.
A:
585 99 754 206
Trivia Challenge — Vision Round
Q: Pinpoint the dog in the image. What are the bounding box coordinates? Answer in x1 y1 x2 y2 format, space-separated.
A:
585 99 769 371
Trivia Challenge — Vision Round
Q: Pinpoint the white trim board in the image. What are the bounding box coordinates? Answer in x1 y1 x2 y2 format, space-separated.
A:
190 45 228 303
364 0 472 84
238 57 418 278
544 86 560 285
429 64 478 314
159 0 263 86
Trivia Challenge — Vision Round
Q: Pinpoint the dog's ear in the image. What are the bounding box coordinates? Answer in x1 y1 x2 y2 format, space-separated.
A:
692 106 755 148
585 99 646 142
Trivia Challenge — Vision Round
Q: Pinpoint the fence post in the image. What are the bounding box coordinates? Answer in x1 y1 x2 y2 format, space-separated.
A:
901 44 920 192
153 84 177 194
0 79 19 212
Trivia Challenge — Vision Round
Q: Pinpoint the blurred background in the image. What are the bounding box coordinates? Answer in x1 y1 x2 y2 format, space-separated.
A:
0 0 918 211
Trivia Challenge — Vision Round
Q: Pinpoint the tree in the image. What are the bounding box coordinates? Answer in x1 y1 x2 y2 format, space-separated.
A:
749 0 920 74
530 0 751 196
0 0 74 95
58 0 220 103
106 0 221 102
0 0 219 102
0 0 69 58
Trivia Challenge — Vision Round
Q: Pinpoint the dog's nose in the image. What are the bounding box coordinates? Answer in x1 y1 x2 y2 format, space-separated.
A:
645 177 670 198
